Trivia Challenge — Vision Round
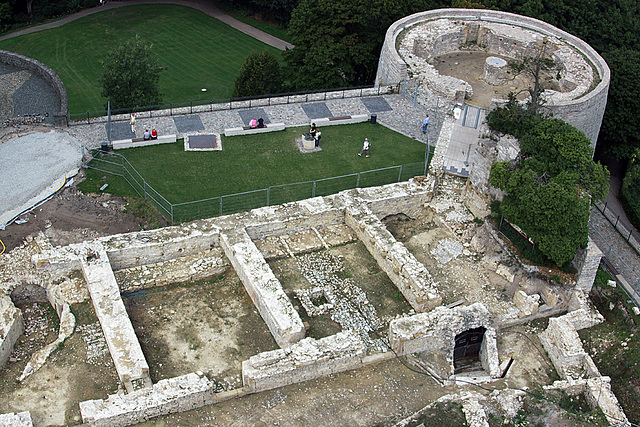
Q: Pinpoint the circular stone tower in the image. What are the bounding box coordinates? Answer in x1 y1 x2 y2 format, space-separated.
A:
375 9 610 147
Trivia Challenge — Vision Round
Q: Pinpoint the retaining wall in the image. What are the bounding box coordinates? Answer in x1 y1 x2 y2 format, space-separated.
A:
0 50 69 127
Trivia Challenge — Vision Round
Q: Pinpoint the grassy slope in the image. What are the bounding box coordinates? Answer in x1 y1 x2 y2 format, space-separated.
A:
0 4 282 114
80 123 428 204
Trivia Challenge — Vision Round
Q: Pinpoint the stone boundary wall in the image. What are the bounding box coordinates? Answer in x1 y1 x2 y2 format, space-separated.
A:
242 331 366 393
79 372 244 427
574 237 603 293
81 246 152 393
0 295 23 367
220 227 305 348
72 87 394 126
0 50 69 128
375 9 610 145
344 206 442 312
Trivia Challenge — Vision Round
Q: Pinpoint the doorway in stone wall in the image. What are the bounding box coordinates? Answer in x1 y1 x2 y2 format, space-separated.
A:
453 326 486 373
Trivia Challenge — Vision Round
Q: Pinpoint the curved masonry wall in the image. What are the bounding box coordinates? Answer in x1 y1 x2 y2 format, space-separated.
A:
0 49 69 128
375 9 610 146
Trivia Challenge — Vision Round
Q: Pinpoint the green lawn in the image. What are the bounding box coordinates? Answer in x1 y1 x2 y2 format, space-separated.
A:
81 123 429 208
0 4 283 115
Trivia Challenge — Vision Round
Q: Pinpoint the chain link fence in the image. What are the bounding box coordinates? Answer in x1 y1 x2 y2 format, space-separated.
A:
82 147 426 224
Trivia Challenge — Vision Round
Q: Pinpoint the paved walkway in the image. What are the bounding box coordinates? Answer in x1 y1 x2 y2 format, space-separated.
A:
0 0 293 50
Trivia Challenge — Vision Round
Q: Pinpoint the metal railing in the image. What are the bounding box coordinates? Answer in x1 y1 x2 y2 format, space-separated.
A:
589 217 640 308
70 85 396 125
82 147 427 224
594 201 640 256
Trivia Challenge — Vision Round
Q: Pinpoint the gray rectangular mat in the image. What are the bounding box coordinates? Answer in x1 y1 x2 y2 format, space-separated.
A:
361 97 392 113
301 103 332 120
173 115 205 133
107 122 135 141
238 108 270 126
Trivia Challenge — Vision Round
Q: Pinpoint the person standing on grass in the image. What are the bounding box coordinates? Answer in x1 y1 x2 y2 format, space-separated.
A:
422 114 430 134
358 138 370 157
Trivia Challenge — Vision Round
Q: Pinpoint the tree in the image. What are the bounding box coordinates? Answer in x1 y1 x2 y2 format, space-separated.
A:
596 49 640 160
100 37 164 110
489 114 609 266
283 0 444 91
233 51 284 97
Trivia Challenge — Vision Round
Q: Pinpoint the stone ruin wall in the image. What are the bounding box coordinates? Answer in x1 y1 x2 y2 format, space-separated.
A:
375 8 610 146
0 178 616 425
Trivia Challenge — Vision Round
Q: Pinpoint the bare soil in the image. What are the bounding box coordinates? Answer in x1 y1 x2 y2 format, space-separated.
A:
1 171 165 252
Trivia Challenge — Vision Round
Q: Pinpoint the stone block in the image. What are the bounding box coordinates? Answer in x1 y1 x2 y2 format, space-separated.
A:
242 331 366 393
0 295 23 368
0 411 33 426
513 290 539 317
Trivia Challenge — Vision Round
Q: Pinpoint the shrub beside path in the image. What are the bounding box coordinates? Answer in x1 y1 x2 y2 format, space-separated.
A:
0 0 294 50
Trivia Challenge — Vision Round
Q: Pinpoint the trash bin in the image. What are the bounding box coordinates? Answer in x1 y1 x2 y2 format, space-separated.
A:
101 142 109 153
370 114 377 125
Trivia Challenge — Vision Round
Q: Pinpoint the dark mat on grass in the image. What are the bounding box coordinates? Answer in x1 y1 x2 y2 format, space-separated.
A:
301 102 332 120
173 115 205 133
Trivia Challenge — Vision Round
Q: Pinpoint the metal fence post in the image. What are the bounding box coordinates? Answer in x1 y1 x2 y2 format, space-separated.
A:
190 101 193 114
87 112 90 125
397 165 403 182
171 204 174 225
267 187 270 206
356 173 360 188
615 215 620 228
220 196 223 216
170 104 173 116
312 181 316 198
629 229 633 242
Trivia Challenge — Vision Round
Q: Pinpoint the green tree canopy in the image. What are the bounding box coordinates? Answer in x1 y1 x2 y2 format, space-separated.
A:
233 50 284 97
283 0 445 91
489 113 609 266
100 37 164 110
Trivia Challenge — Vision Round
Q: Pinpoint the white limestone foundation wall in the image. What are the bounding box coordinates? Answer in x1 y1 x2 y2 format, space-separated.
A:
345 206 442 312
242 331 367 393
0 294 23 367
80 372 244 427
220 227 305 348
81 245 152 393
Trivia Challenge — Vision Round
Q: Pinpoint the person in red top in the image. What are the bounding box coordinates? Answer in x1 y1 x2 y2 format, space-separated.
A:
151 129 158 139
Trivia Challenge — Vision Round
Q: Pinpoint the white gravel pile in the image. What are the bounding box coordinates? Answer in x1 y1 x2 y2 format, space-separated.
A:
0 130 82 226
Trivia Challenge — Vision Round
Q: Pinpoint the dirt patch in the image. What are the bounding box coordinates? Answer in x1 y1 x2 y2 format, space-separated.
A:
433 51 537 108
123 269 277 389
0 171 166 252
0 300 119 425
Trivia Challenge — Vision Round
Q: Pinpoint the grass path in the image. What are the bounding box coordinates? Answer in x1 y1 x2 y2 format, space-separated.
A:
0 3 286 114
